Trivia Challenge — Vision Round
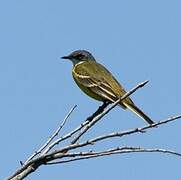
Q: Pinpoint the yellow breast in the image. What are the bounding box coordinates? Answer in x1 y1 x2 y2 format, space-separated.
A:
72 65 104 101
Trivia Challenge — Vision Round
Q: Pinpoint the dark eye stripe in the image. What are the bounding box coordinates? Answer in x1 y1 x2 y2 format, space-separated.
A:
76 54 84 59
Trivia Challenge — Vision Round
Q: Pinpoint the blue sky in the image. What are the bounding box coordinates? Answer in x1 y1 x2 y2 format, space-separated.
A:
1 0 181 179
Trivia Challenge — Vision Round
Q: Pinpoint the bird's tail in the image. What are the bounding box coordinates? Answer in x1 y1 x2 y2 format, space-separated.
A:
123 102 154 125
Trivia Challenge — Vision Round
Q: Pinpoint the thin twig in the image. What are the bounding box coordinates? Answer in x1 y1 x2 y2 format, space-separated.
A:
46 114 181 158
6 113 181 180
25 105 77 163
47 146 181 165
42 102 110 154
8 146 181 180
86 114 181 144
42 119 90 154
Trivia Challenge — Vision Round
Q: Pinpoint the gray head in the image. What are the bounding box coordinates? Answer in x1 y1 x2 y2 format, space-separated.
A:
62 50 96 65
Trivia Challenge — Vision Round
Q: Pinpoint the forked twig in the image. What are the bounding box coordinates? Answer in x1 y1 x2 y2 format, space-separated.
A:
47 146 181 165
25 105 77 163
6 80 181 180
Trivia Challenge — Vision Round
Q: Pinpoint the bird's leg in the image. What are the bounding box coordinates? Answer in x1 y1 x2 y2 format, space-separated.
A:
87 101 110 122
102 100 111 108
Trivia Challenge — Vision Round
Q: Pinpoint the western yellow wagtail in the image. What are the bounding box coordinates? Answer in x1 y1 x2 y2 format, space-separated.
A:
62 50 154 125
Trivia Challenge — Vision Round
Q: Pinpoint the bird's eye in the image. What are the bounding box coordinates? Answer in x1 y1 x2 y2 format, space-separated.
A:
76 54 84 59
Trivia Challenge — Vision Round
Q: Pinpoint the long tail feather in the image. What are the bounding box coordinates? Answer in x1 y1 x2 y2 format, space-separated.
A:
123 102 154 125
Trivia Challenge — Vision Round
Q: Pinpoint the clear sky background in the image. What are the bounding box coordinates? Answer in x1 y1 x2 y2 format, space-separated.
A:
1 0 181 179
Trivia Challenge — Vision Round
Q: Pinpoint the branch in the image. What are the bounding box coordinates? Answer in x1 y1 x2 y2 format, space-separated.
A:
7 114 181 180
47 146 181 165
6 81 149 180
6 80 181 180
43 114 181 159
86 114 181 144
24 105 77 163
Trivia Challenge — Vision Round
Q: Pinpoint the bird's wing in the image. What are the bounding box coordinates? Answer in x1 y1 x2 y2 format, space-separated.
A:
73 61 126 103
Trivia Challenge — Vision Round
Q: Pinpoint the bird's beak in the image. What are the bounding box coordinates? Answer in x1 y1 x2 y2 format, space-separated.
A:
61 55 71 59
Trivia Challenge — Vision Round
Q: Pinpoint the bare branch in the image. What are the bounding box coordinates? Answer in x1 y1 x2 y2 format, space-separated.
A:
87 114 181 144
24 105 77 163
47 146 181 165
43 114 181 159
42 118 90 154
6 80 181 180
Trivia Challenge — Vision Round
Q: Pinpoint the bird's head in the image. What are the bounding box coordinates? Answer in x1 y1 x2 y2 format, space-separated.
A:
62 50 96 65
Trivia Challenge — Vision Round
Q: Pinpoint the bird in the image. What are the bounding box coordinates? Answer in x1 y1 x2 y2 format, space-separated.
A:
62 50 154 125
